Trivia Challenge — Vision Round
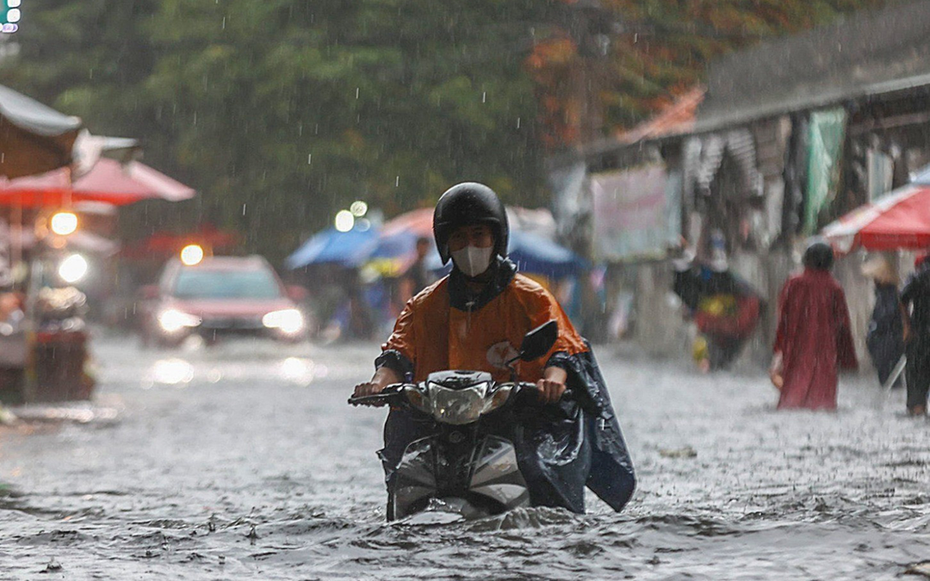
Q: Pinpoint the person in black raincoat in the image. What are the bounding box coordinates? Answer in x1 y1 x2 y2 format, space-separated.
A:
862 255 903 388
900 253 930 416
353 183 635 514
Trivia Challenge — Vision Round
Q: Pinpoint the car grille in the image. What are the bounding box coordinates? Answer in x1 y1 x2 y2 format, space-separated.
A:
200 316 264 330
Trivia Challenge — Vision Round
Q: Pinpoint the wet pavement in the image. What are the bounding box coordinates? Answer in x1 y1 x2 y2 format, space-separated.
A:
1 332 929 579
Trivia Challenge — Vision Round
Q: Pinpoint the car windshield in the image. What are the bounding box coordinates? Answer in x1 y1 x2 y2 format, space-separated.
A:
172 268 282 300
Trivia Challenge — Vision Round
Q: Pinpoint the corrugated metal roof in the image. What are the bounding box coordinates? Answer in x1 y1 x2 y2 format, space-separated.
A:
570 87 704 163
695 0 930 133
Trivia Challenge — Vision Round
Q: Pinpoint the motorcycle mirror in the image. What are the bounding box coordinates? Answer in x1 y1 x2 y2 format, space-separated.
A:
518 320 558 362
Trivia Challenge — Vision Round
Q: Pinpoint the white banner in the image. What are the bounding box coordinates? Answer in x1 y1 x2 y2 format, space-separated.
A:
590 164 680 261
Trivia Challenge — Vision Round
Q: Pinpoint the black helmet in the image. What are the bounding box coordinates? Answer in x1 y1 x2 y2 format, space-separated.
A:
433 182 509 264
803 238 834 270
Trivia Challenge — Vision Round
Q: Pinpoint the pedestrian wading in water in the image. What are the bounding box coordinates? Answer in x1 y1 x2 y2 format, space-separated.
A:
899 252 930 416
670 231 763 373
771 238 858 410
862 255 903 389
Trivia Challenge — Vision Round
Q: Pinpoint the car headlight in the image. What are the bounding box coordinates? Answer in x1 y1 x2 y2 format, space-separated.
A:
58 254 89 284
428 382 491 425
158 309 202 333
262 309 304 334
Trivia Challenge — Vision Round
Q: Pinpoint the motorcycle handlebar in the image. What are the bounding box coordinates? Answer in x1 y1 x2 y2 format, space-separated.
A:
347 383 417 407
347 381 569 408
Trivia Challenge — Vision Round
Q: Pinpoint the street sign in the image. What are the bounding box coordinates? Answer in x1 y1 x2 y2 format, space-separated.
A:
1 0 20 33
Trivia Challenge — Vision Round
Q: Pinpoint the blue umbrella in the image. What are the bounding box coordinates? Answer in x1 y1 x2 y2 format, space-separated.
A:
285 225 379 269
424 230 586 279
368 230 429 260
508 230 587 279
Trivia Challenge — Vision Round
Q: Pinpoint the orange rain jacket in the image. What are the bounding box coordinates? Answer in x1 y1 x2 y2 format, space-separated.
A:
382 269 586 383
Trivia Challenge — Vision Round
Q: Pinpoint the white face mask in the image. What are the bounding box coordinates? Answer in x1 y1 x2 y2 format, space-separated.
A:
451 245 494 277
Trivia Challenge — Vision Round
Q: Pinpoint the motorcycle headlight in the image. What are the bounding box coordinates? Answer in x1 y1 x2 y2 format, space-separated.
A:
262 309 304 334
428 382 490 425
158 309 201 333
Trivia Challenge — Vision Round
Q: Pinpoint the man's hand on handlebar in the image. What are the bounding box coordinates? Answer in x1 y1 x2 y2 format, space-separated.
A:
352 366 402 406
536 366 567 404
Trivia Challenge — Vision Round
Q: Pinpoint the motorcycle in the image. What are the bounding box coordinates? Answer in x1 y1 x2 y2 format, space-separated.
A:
349 320 558 522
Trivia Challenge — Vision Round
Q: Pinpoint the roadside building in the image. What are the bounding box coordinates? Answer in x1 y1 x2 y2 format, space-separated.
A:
550 0 930 366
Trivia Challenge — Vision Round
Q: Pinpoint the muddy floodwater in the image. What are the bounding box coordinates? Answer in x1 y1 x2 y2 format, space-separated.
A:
1 333 929 579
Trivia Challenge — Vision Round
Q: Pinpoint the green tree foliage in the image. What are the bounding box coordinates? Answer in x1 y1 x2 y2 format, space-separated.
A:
0 0 893 261
2 0 553 259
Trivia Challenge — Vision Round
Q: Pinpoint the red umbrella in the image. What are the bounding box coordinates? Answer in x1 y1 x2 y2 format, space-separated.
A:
381 207 434 237
822 183 930 253
0 158 195 207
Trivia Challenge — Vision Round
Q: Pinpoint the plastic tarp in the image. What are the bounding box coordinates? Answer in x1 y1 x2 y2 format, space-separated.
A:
804 108 846 234
0 84 83 179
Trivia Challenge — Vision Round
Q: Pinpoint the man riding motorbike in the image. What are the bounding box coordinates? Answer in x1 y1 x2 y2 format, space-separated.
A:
353 182 635 514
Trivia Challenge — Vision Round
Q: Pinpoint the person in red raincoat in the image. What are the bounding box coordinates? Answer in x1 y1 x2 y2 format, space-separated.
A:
772 239 858 410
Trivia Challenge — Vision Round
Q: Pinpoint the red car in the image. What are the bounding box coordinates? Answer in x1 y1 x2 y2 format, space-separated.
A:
139 255 307 346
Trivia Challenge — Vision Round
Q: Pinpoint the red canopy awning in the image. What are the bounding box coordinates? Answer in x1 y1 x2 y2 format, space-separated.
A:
119 224 239 260
822 183 930 253
0 158 195 207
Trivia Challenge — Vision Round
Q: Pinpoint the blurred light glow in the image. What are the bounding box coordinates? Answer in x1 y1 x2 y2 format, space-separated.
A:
158 309 201 333
350 201 368 217
7 9 20 22
334 210 355 232
153 358 194 385
262 308 304 334
58 254 88 283
279 357 315 385
50 212 78 236
356 218 371 232
180 244 204 266
8 0 21 7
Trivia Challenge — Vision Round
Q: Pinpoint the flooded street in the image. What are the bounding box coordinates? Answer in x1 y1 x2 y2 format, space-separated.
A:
1 332 929 580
